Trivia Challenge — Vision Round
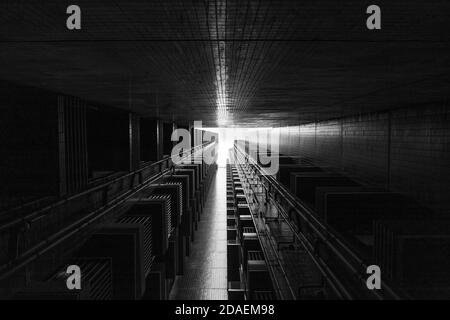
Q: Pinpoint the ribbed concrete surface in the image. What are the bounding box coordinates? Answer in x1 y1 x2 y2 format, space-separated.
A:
170 167 227 300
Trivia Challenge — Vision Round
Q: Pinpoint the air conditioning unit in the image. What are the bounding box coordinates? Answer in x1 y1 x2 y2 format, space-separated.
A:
228 281 246 300
227 239 240 282
116 215 153 277
165 175 191 236
242 233 261 272
253 290 275 300
227 214 236 227
175 168 199 224
75 222 146 299
374 219 450 291
227 226 237 240
237 203 251 216
236 194 247 204
14 258 113 300
149 184 183 227
127 196 172 258
181 164 201 191
247 258 272 300
235 187 244 195
174 169 195 199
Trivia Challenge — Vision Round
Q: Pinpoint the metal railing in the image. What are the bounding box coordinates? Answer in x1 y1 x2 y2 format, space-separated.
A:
233 144 403 300
229 159 297 300
0 142 216 289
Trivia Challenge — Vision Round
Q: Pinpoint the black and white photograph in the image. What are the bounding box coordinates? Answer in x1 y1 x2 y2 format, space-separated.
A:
1 0 450 313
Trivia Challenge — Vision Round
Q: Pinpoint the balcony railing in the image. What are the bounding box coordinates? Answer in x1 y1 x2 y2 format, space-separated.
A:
233 143 403 300
0 141 216 295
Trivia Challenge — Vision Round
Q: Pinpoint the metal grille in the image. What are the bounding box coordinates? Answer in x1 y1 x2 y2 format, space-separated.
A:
165 176 190 211
158 182 183 218
52 258 112 300
253 291 275 300
247 250 264 261
147 194 172 237
117 215 153 276
243 227 256 234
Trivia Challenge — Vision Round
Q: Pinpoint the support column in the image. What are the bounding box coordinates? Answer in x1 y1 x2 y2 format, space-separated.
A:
58 95 88 196
129 113 141 171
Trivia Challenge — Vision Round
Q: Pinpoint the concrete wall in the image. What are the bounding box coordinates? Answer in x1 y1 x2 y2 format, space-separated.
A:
0 81 147 209
279 101 450 215
0 82 59 208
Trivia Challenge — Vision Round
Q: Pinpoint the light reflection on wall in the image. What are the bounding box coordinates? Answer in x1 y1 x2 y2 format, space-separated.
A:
210 0 229 125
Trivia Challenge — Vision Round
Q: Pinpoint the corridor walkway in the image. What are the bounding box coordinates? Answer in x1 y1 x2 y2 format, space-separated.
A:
169 166 228 300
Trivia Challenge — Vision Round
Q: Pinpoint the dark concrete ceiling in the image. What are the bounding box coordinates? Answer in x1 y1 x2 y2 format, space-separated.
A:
1 0 449 127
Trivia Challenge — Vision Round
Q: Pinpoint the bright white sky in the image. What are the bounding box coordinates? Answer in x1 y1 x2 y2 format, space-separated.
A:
202 127 273 167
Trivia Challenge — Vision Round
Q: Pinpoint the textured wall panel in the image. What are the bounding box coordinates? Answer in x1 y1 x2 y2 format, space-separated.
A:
342 112 389 187
278 102 450 215
390 104 450 215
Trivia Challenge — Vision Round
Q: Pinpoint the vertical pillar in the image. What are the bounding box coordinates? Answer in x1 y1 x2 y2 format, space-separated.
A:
140 118 162 162
129 113 141 171
58 95 88 196
157 120 164 160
